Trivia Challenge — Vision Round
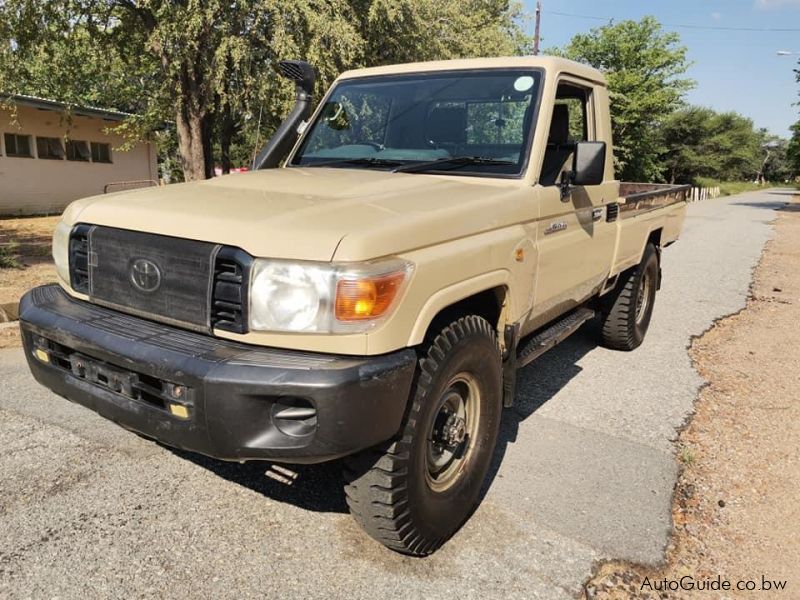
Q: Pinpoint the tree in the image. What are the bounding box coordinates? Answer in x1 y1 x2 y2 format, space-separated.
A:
788 60 800 179
551 16 693 181
788 120 800 178
660 106 781 184
1 0 530 181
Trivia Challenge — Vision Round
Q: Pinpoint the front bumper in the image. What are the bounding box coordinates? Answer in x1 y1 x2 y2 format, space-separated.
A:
19 285 417 463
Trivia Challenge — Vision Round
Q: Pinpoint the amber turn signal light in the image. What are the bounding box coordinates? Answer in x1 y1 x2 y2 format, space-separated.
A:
335 272 406 321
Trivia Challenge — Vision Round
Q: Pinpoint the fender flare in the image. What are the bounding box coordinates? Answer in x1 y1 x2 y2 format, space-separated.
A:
407 269 512 346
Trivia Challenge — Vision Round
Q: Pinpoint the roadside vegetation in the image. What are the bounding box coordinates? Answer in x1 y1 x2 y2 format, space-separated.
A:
0 245 21 270
1 4 797 186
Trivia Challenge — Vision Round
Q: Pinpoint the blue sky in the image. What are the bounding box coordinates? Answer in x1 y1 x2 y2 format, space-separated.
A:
523 0 800 136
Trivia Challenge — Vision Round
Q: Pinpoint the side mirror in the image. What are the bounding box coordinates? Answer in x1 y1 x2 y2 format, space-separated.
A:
571 141 606 186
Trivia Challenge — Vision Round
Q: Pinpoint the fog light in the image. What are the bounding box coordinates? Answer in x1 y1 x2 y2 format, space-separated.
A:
34 348 50 363
169 403 189 419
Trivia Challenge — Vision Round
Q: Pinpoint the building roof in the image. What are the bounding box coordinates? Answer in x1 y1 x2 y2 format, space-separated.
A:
338 55 607 85
2 93 136 122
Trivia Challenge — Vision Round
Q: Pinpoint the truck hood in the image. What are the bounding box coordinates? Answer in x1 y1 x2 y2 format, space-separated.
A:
65 167 525 262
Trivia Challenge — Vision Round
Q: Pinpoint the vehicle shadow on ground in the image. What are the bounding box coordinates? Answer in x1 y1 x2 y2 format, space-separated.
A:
480 324 598 499
168 323 599 516
168 448 349 513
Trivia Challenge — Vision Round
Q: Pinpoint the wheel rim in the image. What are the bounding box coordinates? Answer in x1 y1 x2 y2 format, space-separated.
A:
635 269 652 325
425 372 481 492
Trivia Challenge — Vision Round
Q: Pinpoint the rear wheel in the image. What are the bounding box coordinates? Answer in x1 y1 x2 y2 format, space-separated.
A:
598 243 659 351
343 315 502 556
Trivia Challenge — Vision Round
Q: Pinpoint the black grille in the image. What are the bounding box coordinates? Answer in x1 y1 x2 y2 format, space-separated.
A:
211 247 251 333
69 225 91 293
83 226 217 332
606 202 619 222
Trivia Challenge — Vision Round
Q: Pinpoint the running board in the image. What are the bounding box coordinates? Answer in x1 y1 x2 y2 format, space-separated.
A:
516 307 596 369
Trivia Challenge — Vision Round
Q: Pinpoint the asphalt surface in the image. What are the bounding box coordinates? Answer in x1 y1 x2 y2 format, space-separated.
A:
0 190 788 599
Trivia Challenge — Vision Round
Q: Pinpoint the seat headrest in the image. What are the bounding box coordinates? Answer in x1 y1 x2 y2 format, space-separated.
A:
548 103 570 145
428 107 467 145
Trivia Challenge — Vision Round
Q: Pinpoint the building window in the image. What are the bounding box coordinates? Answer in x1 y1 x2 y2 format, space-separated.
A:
91 142 112 163
36 137 65 160
4 133 33 158
66 140 91 162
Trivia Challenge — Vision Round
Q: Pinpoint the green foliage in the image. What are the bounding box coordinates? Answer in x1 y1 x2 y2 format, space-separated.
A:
552 16 694 181
660 107 765 183
1 0 530 180
0 245 22 269
788 120 800 178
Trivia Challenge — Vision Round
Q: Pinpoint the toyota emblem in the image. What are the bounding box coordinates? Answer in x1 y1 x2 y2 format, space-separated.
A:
130 258 162 293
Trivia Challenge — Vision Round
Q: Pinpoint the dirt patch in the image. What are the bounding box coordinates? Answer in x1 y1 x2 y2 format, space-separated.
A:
584 198 800 598
0 215 58 305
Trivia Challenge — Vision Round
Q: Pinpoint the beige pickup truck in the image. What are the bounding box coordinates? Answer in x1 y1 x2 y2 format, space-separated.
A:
20 56 688 555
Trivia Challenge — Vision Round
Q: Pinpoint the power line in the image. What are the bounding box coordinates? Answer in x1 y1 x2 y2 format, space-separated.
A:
544 10 800 33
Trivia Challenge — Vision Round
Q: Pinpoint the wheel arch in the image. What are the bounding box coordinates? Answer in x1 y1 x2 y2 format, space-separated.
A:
407 271 511 347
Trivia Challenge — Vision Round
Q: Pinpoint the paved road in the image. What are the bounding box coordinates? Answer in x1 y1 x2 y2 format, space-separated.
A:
0 190 789 599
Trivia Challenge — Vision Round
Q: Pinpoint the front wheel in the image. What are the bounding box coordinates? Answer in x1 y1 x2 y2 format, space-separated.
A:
598 243 659 351
343 315 503 556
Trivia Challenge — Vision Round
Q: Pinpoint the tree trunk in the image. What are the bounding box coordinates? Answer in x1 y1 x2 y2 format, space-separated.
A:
174 71 215 181
220 105 236 175
175 112 203 181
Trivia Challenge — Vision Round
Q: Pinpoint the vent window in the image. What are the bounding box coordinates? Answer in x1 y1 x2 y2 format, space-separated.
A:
211 247 251 333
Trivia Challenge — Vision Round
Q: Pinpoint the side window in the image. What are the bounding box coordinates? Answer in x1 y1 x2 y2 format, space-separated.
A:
66 140 91 162
4 133 33 157
554 97 587 143
539 82 593 186
91 142 112 163
37 136 65 160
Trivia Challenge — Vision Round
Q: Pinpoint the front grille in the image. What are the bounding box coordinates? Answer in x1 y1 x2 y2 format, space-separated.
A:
73 225 217 332
211 247 251 333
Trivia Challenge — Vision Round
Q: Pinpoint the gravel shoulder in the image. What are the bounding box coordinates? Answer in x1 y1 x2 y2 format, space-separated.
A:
585 193 800 599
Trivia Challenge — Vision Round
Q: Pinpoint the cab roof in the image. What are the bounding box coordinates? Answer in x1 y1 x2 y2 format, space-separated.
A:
337 55 606 86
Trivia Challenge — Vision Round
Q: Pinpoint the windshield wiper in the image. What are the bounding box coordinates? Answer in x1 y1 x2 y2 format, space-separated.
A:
393 156 516 174
304 157 405 169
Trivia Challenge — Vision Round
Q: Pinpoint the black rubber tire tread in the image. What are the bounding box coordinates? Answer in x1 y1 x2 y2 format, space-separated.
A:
343 315 501 556
598 243 659 351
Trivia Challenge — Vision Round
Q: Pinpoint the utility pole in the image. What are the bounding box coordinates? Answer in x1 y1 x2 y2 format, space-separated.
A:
533 1 542 56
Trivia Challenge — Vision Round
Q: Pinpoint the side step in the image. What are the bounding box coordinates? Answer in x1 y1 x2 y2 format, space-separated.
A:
516 307 596 369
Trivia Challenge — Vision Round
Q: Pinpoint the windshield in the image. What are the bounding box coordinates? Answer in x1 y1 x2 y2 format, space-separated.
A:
290 69 542 177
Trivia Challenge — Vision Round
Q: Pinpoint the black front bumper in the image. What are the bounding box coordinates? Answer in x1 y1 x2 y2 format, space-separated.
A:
19 285 417 463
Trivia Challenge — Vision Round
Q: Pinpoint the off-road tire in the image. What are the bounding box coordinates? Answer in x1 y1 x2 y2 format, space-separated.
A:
598 243 659 351
343 315 503 556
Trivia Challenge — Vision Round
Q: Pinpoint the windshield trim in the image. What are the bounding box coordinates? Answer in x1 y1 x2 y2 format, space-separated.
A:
285 67 546 180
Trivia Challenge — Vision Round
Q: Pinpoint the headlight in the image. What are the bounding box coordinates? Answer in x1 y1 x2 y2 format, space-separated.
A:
249 257 413 334
52 220 71 285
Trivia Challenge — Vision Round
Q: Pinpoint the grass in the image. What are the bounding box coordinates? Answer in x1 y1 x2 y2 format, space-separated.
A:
678 446 696 466
695 178 798 197
0 245 22 269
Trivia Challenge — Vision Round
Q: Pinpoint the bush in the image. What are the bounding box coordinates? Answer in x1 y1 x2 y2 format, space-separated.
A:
0 245 22 269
